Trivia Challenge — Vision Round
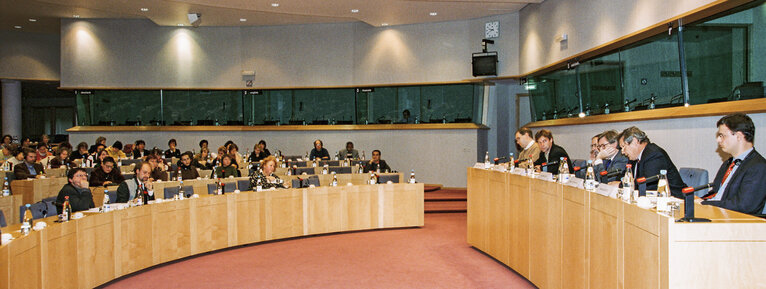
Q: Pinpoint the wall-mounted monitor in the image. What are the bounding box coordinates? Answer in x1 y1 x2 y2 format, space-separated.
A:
472 52 498 77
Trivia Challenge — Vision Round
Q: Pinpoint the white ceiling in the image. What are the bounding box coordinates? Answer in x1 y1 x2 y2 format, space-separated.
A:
1 0 541 33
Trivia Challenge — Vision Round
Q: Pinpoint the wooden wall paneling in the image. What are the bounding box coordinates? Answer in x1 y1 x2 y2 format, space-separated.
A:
528 178 562 289
588 193 624 289
466 168 489 251
487 171 510 265
116 205 153 275
9 229 42 288
508 173 530 277
42 219 78 289
306 187 344 235
190 196 229 254
0 241 9 289
622 204 662 289
235 192 264 245
152 200 192 263
344 185 373 231
76 212 116 288
264 189 303 240
561 185 589 289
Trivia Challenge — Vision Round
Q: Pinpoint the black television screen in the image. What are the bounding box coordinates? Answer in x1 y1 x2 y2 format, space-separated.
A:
472 53 497 76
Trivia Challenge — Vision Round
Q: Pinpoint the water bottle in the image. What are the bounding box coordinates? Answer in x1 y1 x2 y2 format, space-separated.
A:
584 160 597 192
117 158 122 167
361 151 365 160
358 164 364 174
178 179 184 200
217 178 223 195
331 172 338 186
656 170 671 213
604 103 610 115
409 170 416 184
62 196 72 221
526 159 534 176
102 191 110 212
256 177 263 191
484 151 490 169
369 172 377 185
508 153 515 172
558 157 570 184
322 165 328 174
21 204 32 235
2 177 9 196
621 164 634 202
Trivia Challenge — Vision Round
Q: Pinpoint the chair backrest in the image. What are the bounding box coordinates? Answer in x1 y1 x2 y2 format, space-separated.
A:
308 175 320 187
123 159 142 166
104 190 118 204
42 196 57 203
283 156 302 162
164 186 179 199
294 167 315 175
223 182 236 193
328 166 352 174
320 160 340 167
237 179 251 191
19 201 56 223
207 183 217 195
679 167 709 197
377 174 400 184
351 160 366 167
291 176 319 188
291 179 302 188
287 161 307 167
123 173 135 180
0 210 6 227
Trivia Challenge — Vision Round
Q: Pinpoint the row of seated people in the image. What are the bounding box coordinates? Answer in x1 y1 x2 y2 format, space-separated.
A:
512 113 765 216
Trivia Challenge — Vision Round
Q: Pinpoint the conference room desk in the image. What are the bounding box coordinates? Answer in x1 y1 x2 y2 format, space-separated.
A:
0 183 424 288
10 178 68 206
0 194 23 226
281 172 403 186
466 167 766 289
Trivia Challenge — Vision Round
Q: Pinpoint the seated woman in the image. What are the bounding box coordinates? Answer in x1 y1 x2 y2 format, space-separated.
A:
249 156 287 190
164 138 181 159
229 143 244 169
194 148 213 170
213 154 239 179
3 146 24 168
93 149 109 167
178 151 200 180
247 144 268 163
49 147 76 169
146 154 169 181
89 157 125 187
69 142 90 161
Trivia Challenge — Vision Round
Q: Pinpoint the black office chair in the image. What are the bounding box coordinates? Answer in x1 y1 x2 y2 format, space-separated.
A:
164 185 194 199
320 160 340 167
0 210 7 227
328 166 352 174
19 201 57 223
237 179 251 191
287 161 307 167
294 167 315 175
377 174 400 184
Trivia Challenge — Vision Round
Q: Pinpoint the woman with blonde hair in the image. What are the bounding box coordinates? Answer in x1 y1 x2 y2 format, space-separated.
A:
249 156 287 190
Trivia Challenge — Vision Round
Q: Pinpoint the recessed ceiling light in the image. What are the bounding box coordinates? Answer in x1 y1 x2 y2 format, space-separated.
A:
351 9 359 13
29 18 37 22
177 23 184 26
140 8 149 12
240 18 247 22
271 3 280 7
14 25 22 29
73 15 80 18
381 23 389 26
429 12 437 16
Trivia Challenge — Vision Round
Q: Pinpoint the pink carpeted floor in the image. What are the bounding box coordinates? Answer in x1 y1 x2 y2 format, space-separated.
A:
102 213 536 289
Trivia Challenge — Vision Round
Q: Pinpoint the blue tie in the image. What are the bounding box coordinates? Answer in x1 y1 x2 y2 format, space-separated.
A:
605 159 611 170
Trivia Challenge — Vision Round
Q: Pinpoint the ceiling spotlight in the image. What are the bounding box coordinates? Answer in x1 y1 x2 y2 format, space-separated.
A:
29 18 37 22
429 12 437 16
351 9 359 13
381 23 389 26
73 15 80 18
140 8 149 12
14 25 22 29
271 3 280 7
240 18 247 22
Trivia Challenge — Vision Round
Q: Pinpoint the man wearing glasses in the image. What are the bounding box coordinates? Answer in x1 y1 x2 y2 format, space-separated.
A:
593 130 629 184
55 168 95 214
89 156 125 187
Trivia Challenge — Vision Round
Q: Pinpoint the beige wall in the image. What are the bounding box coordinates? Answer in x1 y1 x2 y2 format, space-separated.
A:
518 0 717 74
0 30 60 80
60 13 519 88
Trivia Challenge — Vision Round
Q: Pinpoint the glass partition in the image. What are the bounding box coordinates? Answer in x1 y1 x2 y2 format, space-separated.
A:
75 83 485 126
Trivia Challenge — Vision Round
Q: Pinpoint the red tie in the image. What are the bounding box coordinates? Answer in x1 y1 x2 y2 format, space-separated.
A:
704 161 737 200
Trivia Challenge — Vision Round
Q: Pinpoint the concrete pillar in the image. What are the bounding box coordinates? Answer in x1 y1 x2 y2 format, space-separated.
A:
1 79 22 141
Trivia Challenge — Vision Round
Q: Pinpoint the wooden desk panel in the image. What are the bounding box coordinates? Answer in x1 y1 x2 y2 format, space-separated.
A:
0 195 22 226
1 183 423 288
466 168 766 289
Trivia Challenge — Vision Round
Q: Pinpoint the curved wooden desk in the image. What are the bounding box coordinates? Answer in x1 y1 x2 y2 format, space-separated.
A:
467 168 766 289
0 183 424 288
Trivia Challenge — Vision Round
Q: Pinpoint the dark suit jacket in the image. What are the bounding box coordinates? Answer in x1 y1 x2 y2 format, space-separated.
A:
594 153 630 183
631 143 686 198
13 162 45 179
363 160 391 173
55 183 95 214
132 149 150 159
702 149 766 215
533 144 574 174
89 166 126 187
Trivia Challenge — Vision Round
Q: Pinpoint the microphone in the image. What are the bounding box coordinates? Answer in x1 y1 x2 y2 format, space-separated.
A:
682 182 713 194
493 156 507 165
636 174 660 184
540 161 560 167
572 166 582 172
599 168 624 178
513 158 528 165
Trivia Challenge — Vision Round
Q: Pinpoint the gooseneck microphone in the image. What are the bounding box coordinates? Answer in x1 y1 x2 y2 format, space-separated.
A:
493 156 507 165
682 182 713 195
599 168 624 178
636 174 660 184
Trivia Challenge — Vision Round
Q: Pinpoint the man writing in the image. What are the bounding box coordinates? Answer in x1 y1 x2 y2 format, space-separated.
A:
14 148 45 179
116 162 156 203
700 113 766 215
55 168 95 214
514 127 540 167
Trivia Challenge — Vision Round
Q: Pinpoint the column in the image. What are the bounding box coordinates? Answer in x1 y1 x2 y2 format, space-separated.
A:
1 79 22 141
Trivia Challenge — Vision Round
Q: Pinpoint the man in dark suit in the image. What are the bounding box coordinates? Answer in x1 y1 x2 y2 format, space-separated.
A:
593 130 629 184
363 150 391 173
55 168 95 214
701 113 766 215
13 148 45 179
133 140 150 159
116 162 156 203
619 126 686 198
533 129 573 174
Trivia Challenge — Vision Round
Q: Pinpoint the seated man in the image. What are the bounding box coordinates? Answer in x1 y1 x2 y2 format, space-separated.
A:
178 151 200 180
593 130 629 184
338 141 360 159
133 140 150 159
398 109 414 124
55 168 95 214
363 150 392 173
116 162 156 203
164 138 181 159
106 141 127 160
309 139 330 160
14 148 45 179
701 113 766 215
619 126 686 198
575 134 601 179
89 157 125 187
533 129 573 174
147 154 169 181
515 127 541 167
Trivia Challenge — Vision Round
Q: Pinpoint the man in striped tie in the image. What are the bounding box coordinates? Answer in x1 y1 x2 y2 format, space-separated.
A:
701 113 766 215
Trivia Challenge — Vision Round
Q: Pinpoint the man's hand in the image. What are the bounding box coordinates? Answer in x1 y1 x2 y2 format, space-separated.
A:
144 180 154 191
103 181 113 186
597 146 617 160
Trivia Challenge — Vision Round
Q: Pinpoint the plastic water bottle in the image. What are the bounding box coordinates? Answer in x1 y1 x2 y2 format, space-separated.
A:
484 151 491 169
409 170 416 184
584 160 597 192
62 196 72 221
508 153 515 172
21 204 32 235
558 157 570 184
2 177 9 196
102 191 110 212
656 170 671 213
621 164 634 202
217 178 223 195
331 172 338 186
322 165 328 174
369 172 377 185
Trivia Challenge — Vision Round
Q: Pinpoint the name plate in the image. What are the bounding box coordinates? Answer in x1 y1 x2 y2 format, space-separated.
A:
536 172 554 182
565 177 585 189
491 165 507 172
473 163 486 169
511 168 526 175
596 184 619 198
